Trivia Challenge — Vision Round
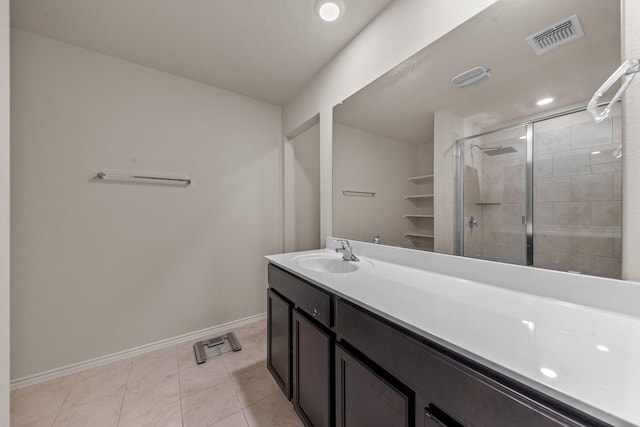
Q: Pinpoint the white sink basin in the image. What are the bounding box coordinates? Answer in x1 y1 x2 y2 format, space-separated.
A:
294 254 369 274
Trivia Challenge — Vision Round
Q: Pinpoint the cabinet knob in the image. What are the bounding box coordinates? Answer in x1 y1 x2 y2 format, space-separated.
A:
311 307 319 317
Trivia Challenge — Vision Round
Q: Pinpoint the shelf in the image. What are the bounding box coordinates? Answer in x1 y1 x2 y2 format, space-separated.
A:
407 174 434 182
405 174 434 239
404 194 434 200
404 233 434 238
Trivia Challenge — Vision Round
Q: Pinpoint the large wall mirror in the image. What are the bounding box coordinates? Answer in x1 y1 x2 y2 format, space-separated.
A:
333 0 624 278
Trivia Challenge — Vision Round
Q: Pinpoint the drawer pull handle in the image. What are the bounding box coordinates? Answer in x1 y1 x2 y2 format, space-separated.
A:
425 404 463 427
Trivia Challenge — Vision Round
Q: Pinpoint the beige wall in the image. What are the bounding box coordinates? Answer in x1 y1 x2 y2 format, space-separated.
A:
1 0 9 423
333 123 416 247
292 124 321 251
10 30 282 379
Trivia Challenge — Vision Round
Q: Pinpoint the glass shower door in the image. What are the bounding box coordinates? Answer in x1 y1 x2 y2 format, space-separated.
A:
457 107 622 278
459 125 529 265
532 109 622 278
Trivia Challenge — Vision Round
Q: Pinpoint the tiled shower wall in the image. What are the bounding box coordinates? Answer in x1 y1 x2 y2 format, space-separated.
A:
533 111 622 278
462 109 622 279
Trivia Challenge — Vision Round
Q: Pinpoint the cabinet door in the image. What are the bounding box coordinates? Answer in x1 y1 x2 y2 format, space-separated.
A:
267 288 292 400
336 344 410 427
293 310 332 427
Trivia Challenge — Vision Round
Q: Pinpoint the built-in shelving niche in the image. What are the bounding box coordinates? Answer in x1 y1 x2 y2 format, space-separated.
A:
404 175 434 251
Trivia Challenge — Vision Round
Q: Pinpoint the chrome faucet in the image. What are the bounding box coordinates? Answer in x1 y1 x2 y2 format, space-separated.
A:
335 240 359 262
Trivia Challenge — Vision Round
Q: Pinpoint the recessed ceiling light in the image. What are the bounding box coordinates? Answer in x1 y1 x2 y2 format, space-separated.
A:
315 0 344 22
536 97 554 106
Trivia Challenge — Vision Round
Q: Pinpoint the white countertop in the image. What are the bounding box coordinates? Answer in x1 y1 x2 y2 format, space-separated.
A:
266 238 640 427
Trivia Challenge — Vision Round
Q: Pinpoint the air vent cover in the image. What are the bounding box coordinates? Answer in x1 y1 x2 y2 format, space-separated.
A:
451 66 491 88
526 14 584 55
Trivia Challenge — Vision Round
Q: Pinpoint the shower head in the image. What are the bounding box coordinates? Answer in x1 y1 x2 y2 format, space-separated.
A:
482 146 517 156
469 144 517 156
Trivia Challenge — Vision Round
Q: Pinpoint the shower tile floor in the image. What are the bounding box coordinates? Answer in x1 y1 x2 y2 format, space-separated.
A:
10 319 303 427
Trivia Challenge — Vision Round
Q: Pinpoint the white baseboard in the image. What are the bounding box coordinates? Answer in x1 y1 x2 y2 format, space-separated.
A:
10 312 267 390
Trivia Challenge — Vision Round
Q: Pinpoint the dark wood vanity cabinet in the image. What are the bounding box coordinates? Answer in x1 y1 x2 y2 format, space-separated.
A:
267 263 609 427
335 298 596 427
267 288 291 399
336 343 410 427
293 310 332 427
267 264 333 427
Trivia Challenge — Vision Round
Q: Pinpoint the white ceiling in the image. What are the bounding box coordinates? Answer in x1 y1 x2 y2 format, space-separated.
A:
10 0 394 106
334 0 621 144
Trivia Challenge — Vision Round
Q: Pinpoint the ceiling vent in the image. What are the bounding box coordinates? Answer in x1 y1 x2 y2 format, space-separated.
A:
526 14 584 55
451 66 491 88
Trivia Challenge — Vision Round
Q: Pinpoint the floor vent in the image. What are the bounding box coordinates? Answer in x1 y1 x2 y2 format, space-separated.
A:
526 14 584 55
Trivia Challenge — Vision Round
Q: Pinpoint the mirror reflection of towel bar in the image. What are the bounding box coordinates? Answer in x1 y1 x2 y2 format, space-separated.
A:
96 172 192 186
342 189 376 197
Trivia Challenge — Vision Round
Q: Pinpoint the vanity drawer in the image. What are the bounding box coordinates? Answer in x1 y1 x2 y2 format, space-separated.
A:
268 264 331 328
335 298 588 427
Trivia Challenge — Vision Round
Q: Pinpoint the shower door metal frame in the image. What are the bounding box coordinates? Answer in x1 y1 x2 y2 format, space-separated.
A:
456 103 613 266
456 122 533 265
524 124 534 265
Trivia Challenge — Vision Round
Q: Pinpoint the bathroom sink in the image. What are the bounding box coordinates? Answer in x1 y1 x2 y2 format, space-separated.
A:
294 254 362 274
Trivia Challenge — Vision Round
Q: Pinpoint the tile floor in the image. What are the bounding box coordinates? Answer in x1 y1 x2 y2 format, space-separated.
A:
10 319 304 427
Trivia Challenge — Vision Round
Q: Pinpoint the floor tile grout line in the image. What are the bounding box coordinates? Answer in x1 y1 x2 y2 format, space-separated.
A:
115 359 133 426
227 367 247 409
240 408 252 427
57 359 133 415
243 389 280 410
239 390 294 427
204 409 243 427
177 344 186 427
226 361 278 410
121 351 182 424
49 372 80 427
178 359 232 400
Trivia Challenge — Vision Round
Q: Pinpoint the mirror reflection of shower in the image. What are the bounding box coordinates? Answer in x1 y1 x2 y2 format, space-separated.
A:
460 126 528 266
458 107 622 279
470 144 518 157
